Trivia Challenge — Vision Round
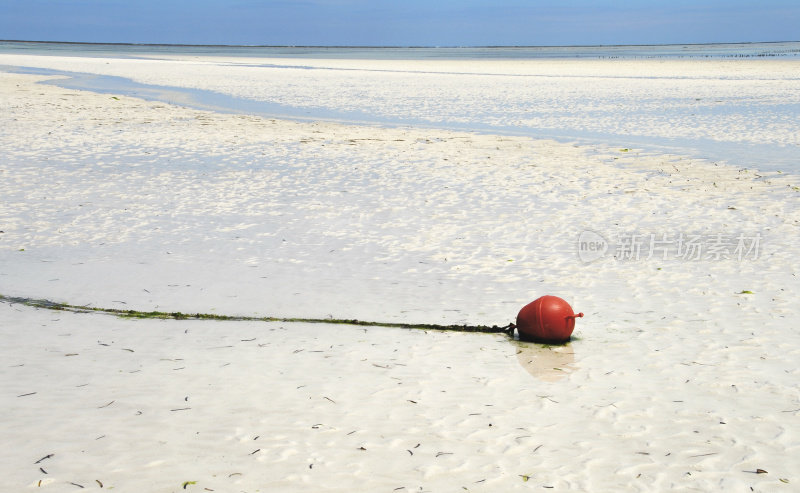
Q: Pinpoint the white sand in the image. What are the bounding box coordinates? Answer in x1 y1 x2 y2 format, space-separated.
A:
1 55 799 491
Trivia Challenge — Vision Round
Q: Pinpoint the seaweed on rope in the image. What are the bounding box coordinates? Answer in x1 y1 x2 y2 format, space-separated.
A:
0 294 515 335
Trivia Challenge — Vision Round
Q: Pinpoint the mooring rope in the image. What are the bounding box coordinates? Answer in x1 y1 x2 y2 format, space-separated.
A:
0 294 516 336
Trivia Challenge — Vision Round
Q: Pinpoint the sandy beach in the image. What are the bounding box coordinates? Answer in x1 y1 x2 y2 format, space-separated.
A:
1 52 799 491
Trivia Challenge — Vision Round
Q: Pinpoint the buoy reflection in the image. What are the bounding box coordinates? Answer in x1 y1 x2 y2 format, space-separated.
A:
514 341 576 382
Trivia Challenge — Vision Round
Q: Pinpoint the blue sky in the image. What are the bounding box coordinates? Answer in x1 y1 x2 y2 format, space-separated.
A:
1 0 798 46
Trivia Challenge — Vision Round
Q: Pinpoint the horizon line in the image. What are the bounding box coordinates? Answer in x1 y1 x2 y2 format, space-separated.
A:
2 39 799 50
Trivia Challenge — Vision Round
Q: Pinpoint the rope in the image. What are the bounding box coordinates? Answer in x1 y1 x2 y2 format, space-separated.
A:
0 294 516 336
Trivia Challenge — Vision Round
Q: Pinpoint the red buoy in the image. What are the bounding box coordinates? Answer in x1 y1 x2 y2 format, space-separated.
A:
516 295 583 343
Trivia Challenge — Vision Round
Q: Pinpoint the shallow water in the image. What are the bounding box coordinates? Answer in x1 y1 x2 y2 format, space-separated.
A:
3 41 799 174
8 63 799 175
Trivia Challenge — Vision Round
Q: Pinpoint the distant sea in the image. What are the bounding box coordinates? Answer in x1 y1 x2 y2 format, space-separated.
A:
2 40 800 59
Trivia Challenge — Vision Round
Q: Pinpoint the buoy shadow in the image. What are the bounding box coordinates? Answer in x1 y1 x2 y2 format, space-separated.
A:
513 339 577 382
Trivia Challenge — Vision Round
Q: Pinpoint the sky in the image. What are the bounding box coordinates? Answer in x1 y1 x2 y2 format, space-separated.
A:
1 0 798 47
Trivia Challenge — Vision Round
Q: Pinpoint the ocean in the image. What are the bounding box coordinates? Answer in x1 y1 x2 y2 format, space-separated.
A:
2 40 800 59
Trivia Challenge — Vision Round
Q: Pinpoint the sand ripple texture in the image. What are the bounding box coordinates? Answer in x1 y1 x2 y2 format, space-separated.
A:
1 71 798 326
1 64 800 492
2 304 799 492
